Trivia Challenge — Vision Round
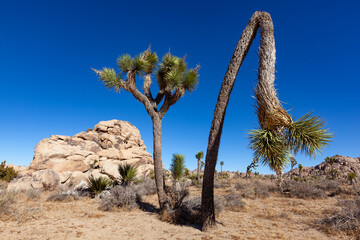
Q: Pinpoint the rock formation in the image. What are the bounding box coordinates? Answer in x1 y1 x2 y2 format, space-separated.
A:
287 155 360 180
8 120 154 190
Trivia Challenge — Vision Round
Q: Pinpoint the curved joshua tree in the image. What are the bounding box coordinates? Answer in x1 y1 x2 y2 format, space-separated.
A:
201 11 332 230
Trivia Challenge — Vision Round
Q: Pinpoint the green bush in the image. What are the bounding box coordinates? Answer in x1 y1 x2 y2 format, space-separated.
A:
0 161 18 182
87 175 111 195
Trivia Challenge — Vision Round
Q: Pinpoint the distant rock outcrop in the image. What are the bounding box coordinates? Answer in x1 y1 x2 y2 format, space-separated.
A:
288 155 360 179
8 120 154 190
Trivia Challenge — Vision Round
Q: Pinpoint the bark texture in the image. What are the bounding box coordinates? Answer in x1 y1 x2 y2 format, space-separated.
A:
201 11 288 230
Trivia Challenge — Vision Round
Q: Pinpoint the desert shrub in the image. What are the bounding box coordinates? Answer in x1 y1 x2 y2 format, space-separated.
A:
100 185 138 211
234 180 275 199
223 194 246 211
184 168 191 177
313 179 343 196
179 196 224 224
87 175 111 195
319 197 360 237
133 178 157 197
25 189 42 200
284 180 326 199
0 161 18 182
118 164 138 186
149 169 155 180
46 192 79 202
214 179 231 189
0 190 16 215
347 172 357 184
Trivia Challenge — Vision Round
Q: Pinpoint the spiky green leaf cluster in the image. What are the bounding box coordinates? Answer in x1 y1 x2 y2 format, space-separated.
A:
157 53 198 92
170 153 185 181
87 175 111 195
248 112 333 173
286 113 333 158
248 129 289 171
95 48 198 95
118 164 137 186
196 151 204 160
99 68 122 92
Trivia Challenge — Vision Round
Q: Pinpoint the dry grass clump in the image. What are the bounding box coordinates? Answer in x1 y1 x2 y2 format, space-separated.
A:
214 179 231 189
46 191 79 202
233 179 277 199
0 190 16 215
13 207 43 223
223 194 246 212
319 197 360 237
25 189 42 200
283 180 326 199
0 180 8 190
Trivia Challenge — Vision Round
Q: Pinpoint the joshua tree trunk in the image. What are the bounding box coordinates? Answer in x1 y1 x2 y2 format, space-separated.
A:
201 11 286 231
152 116 170 212
197 158 201 183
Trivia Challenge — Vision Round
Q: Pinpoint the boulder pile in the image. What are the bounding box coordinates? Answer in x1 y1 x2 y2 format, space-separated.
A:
8 120 154 190
288 155 360 180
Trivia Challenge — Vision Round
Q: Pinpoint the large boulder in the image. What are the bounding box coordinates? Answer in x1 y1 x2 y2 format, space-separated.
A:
7 169 60 191
29 120 153 174
9 120 154 191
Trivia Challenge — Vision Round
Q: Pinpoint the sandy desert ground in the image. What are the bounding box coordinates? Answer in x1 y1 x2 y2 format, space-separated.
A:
1 180 358 240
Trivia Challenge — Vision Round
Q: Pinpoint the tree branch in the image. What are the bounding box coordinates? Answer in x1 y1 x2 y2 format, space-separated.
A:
122 72 157 118
143 74 154 101
159 87 185 119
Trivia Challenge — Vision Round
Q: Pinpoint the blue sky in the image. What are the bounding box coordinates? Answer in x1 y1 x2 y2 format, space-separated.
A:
1 0 359 174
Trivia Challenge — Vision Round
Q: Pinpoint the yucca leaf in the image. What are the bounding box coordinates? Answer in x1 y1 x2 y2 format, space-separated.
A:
87 175 111 195
142 51 158 74
117 54 132 73
248 128 289 171
98 68 122 93
170 153 185 181
118 164 138 186
182 69 199 92
286 112 333 158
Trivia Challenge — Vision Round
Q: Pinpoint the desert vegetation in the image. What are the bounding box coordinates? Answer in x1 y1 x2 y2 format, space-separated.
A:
1 168 359 239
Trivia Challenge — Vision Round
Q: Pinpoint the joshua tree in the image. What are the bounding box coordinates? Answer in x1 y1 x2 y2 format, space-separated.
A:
246 157 259 178
94 48 199 215
196 151 204 183
290 156 297 179
298 164 303 178
201 11 332 230
220 161 224 173
325 156 337 179
118 164 138 186
170 153 185 182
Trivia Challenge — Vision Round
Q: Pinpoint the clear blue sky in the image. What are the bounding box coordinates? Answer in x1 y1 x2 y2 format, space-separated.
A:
1 0 359 174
